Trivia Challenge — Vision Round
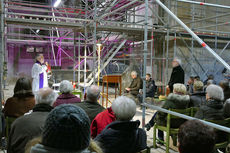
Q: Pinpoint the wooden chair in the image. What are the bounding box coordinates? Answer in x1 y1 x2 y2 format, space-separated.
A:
153 108 191 153
190 107 199 117
5 116 17 138
205 118 230 151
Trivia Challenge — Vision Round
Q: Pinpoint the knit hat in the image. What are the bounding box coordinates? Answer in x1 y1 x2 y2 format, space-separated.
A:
41 104 90 151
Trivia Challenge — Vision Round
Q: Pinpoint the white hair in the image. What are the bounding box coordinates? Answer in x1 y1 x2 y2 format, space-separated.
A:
60 80 73 94
86 85 100 101
174 57 182 65
35 88 58 106
131 71 137 76
173 83 187 95
112 96 136 121
206 84 224 101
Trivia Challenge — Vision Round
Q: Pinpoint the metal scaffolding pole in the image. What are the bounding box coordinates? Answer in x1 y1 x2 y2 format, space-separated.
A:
0 0 4 132
176 0 230 9
73 30 76 83
191 3 195 76
84 0 88 90
93 0 97 85
165 0 170 94
142 0 148 129
155 0 230 71
142 103 230 133
78 33 81 89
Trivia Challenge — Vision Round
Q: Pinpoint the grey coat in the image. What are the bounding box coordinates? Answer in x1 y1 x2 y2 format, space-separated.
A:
195 99 224 120
7 103 53 153
189 91 206 107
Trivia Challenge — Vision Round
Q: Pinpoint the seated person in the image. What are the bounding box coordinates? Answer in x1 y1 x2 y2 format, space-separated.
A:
137 73 156 103
145 83 190 142
219 80 230 102
195 84 225 143
75 85 104 123
53 80 81 107
95 96 147 153
224 98 230 118
30 104 103 153
7 88 56 153
3 77 35 118
90 107 116 139
125 71 142 98
195 84 224 120
178 120 215 153
189 81 206 107
186 76 194 95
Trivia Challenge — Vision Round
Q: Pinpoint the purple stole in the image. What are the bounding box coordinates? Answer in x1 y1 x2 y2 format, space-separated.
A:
36 61 44 89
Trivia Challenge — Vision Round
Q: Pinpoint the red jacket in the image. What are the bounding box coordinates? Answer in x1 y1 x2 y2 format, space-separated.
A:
90 107 116 138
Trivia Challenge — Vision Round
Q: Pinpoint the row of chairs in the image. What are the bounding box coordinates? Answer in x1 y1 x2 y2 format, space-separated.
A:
153 107 230 153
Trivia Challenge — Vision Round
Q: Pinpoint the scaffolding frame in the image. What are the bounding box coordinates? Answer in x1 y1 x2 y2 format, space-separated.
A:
1 0 230 131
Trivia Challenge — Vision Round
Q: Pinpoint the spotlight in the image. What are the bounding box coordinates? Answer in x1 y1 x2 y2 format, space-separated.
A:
54 0 61 7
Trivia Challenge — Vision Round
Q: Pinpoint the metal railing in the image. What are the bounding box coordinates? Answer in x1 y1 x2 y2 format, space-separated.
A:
142 103 230 133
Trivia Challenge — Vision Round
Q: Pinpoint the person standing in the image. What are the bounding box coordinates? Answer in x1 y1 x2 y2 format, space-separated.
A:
167 58 185 93
31 54 48 93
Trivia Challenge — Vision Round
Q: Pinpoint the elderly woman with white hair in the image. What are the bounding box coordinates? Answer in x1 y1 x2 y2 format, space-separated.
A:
95 96 147 153
195 84 224 120
145 83 189 143
53 80 81 107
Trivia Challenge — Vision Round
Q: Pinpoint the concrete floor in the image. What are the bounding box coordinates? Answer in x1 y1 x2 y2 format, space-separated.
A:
3 84 178 153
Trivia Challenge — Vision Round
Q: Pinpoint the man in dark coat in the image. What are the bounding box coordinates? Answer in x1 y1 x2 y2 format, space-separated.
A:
125 71 143 97
75 85 104 123
7 87 57 153
95 96 146 153
167 58 184 92
137 73 156 103
189 80 206 107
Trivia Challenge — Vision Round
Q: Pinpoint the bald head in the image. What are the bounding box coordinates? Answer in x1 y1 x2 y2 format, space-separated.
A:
86 85 100 102
35 87 58 106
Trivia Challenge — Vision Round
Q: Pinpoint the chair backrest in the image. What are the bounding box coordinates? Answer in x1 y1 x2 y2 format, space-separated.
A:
166 108 191 129
6 116 17 138
169 108 191 119
190 107 199 117
205 118 230 127
205 118 230 144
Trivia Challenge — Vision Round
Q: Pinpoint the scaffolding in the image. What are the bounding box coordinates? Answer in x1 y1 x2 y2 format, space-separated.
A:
1 0 230 123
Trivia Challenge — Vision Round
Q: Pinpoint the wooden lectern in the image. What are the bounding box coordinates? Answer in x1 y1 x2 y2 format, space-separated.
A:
102 75 122 107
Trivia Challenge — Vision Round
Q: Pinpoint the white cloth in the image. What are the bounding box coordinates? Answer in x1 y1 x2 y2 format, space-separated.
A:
32 63 48 94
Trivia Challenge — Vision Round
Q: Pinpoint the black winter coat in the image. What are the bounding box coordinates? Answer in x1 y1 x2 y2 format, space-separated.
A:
7 103 53 153
195 99 224 120
95 120 147 153
75 100 105 123
155 93 190 128
146 79 156 97
189 91 206 107
195 99 225 143
168 65 185 92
